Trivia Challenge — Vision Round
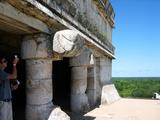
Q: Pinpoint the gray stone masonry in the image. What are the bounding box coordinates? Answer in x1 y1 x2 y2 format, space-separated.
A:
21 33 53 120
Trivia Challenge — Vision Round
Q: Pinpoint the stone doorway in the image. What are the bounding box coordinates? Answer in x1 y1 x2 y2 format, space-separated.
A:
52 58 71 112
0 30 26 120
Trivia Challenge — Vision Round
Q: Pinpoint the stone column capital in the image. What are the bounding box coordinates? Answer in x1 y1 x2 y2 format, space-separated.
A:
21 33 52 60
69 47 94 67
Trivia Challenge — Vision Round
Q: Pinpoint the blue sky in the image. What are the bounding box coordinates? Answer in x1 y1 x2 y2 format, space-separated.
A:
110 0 160 77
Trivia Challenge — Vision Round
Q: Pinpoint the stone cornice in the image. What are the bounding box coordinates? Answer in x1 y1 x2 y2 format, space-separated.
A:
93 0 115 28
6 0 115 58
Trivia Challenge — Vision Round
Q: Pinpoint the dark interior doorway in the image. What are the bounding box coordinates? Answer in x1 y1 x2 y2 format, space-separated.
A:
52 58 71 112
0 31 26 120
11 60 26 120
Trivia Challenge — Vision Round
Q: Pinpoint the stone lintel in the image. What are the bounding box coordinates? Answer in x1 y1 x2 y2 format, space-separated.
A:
0 1 50 34
6 0 66 30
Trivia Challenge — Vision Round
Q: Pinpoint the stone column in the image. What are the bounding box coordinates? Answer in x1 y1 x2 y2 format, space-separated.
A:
69 48 93 113
21 34 53 120
70 66 89 113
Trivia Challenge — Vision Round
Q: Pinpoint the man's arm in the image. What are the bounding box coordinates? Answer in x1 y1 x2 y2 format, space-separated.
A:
8 56 19 80
8 64 17 80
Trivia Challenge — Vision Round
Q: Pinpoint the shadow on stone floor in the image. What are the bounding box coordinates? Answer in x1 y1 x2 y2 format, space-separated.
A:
69 113 96 120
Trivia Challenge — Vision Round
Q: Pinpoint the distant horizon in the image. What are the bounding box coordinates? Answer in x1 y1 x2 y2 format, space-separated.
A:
112 76 160 78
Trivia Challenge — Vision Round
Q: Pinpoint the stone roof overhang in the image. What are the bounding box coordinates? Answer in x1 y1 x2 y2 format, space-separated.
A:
6 0 115 59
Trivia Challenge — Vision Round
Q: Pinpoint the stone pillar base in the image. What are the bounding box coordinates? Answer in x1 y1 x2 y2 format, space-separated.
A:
71 94 90 113
101 84 120 104
26 102 53 120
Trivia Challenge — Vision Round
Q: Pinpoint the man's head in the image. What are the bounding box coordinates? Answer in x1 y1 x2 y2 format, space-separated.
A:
0 55 7 70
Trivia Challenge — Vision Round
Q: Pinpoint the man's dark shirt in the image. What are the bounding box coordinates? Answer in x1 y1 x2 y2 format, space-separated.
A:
0 69 12 101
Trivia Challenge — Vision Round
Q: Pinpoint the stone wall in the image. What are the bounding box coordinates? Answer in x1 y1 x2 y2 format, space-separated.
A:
100 57 112 85
41 0 114 44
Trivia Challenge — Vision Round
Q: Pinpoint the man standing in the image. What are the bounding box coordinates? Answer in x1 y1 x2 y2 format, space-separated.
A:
0 55 19 120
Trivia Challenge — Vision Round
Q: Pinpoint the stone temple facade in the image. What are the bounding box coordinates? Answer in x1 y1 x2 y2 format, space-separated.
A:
0 0 120 120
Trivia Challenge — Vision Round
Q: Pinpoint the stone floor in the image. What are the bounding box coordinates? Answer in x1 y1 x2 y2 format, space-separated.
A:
12 98 160 120
72 98 160 120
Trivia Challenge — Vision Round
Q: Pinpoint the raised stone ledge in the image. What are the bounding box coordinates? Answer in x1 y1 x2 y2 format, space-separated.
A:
101 84 121 104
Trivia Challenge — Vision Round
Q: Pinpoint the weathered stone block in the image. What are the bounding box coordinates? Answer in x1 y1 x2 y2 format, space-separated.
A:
48 107 70 120
101 84 120 104
53 30 84 57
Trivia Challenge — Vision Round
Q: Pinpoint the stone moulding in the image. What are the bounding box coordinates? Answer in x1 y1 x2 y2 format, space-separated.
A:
53 30 85 57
